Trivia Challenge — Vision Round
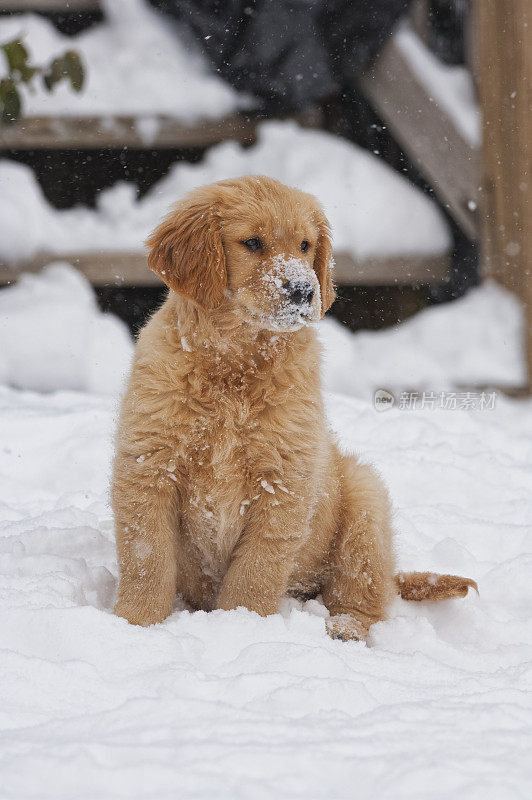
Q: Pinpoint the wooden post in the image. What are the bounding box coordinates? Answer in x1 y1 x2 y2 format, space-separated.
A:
476 0 532 386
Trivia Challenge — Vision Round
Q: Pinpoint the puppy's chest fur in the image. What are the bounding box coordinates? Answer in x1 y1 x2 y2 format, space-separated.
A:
166 345 320 574
177 407 255 575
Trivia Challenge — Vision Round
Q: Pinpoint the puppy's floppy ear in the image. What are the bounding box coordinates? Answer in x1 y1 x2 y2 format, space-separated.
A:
146 192 227 310
313 207 336 316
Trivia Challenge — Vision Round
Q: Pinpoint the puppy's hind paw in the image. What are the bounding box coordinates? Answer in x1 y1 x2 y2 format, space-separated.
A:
326 614 368 643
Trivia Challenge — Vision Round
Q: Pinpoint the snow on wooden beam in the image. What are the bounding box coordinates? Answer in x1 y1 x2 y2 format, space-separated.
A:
1 1 99 10
359 26 479 240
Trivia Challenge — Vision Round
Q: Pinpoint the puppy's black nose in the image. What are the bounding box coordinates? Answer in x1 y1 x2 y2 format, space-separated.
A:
283 279 315 306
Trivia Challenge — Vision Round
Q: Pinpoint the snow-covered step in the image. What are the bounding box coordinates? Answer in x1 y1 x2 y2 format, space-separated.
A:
0 3 315 148
0 121 452 286
0 0 248 125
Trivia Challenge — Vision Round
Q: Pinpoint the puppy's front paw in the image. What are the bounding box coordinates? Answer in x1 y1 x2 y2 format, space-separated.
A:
114 595 170 627
326 614 368 643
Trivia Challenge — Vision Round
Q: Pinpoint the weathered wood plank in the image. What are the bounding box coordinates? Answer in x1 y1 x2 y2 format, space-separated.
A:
0 109 322 150
476 0 532 384
359 28 479 239
333 251 449 285
0 114 261 150
0 250 450 287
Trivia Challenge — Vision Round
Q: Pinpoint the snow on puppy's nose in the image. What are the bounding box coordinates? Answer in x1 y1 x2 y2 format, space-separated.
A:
259 254 321 329
262 254 319 299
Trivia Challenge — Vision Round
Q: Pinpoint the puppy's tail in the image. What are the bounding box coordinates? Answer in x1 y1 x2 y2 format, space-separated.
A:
395 571 478 602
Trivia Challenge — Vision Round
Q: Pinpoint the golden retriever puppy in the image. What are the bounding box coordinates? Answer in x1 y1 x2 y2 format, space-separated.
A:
112 175 476 641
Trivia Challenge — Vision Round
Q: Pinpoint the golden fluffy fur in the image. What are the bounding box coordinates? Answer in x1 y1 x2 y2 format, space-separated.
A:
112 175 477 641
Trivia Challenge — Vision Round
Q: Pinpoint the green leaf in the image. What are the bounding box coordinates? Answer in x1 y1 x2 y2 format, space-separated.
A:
42 50 85 94
42 56 65 92
18 63 38 84
1 40 84 124
1 38 29 74
64 50 84 92
0 77 21 124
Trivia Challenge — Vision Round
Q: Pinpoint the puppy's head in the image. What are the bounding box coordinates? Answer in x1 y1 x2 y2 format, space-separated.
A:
146 175 335 332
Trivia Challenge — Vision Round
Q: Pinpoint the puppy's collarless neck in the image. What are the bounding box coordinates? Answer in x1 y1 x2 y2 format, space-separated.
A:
167 294 312 361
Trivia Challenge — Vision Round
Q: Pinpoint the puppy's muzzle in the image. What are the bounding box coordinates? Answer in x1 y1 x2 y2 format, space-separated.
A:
282 279 315 307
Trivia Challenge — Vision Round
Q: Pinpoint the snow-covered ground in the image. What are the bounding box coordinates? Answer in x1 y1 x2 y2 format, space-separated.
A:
1 266 531 798
0 0 244 121
0 121 450 264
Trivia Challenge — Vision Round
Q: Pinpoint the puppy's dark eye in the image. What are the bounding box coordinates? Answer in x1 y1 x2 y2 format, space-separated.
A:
301 240 310 252
242 237 263 252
